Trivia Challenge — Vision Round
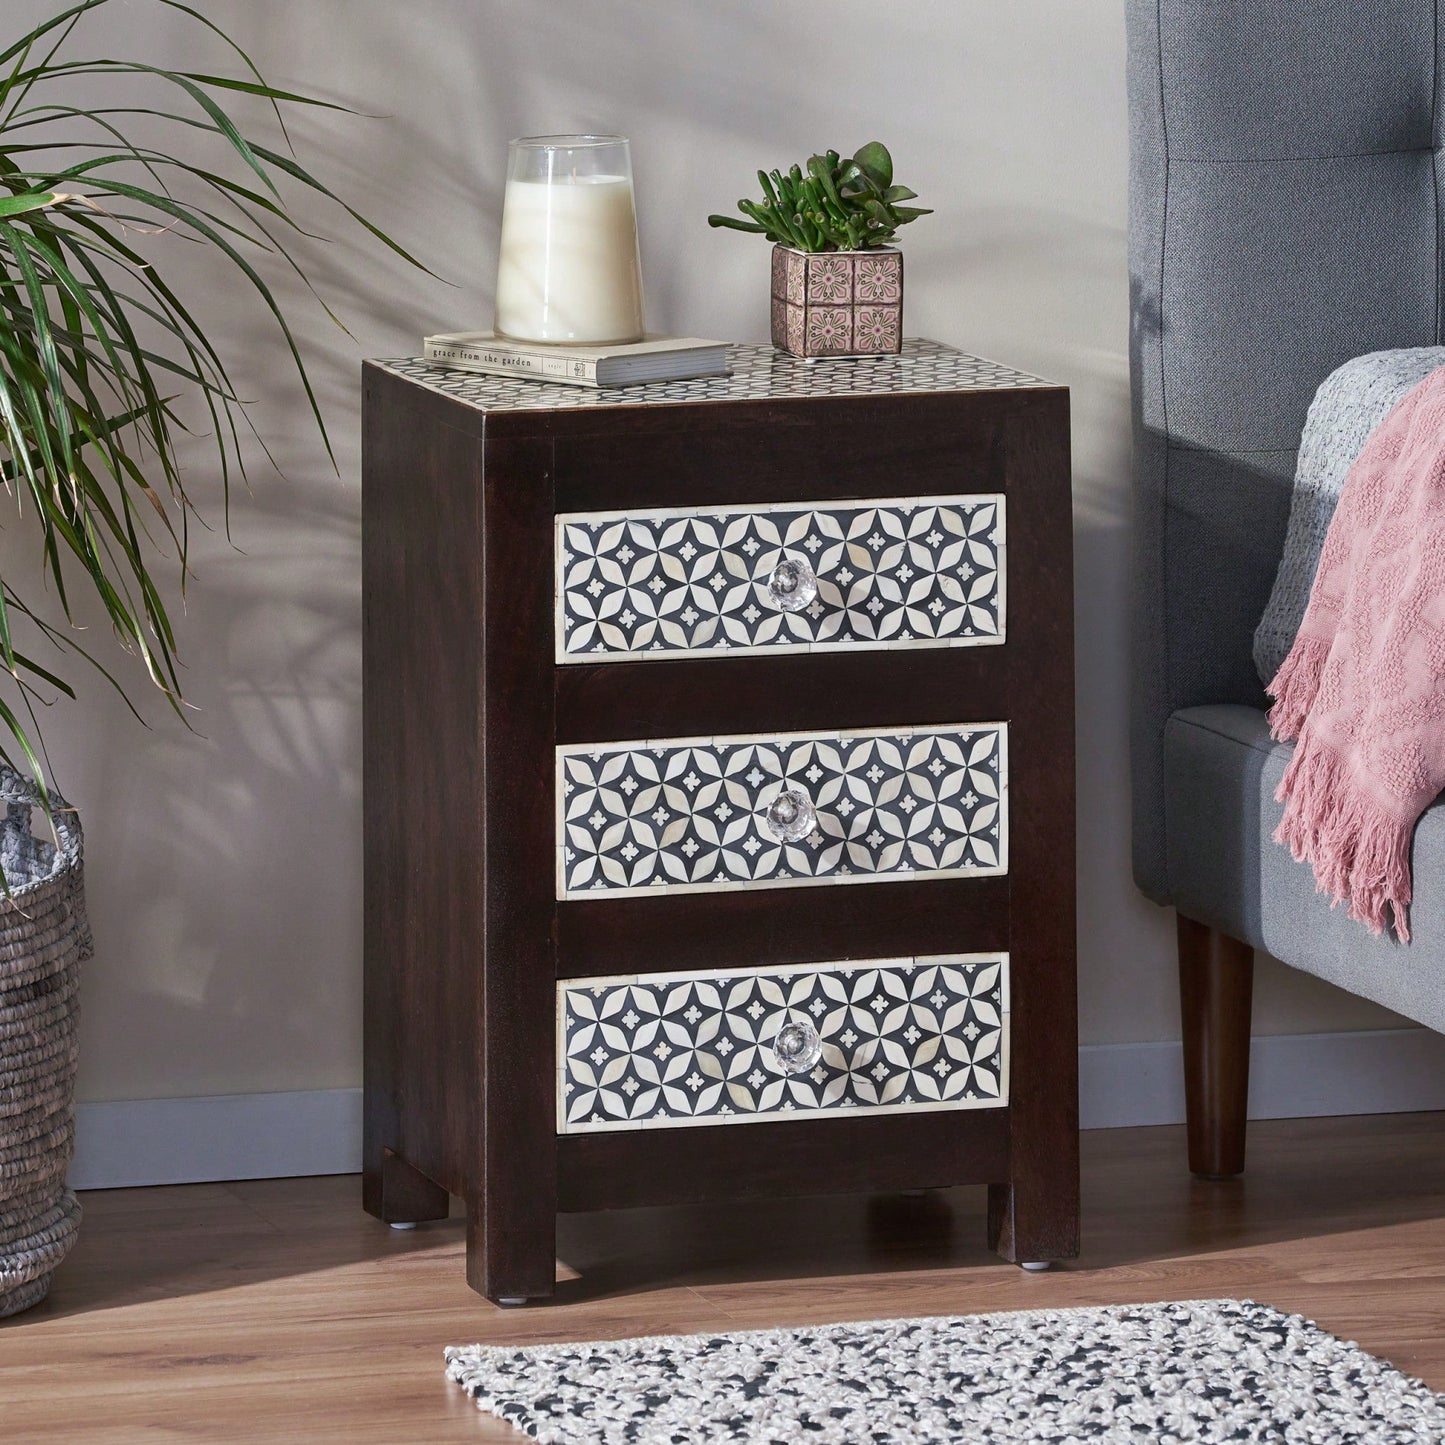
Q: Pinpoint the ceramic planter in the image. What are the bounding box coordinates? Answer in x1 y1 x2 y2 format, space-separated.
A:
769 244 904 359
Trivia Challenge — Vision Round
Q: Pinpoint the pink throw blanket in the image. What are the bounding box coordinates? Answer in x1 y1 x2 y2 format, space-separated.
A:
1268 366 1445 941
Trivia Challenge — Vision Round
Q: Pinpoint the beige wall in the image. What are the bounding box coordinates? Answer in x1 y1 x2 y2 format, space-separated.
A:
5 0 1399 1107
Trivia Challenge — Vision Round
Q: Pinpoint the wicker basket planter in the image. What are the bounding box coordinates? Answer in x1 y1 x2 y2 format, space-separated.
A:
0 770 90 1318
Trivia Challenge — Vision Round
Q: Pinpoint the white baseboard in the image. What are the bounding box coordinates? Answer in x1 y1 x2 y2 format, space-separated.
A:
70 1087 363 1191
68 1027 1445 1190
1079 1025 1445 1129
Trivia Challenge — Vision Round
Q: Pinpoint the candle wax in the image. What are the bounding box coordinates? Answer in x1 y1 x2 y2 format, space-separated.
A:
495 174 645 345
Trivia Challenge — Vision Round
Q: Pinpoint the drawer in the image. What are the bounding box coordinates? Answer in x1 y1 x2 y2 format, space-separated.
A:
555 494 1004 663
557 952 1009 1133
557 722 1006 900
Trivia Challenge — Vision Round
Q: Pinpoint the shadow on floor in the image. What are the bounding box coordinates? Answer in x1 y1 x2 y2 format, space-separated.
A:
13 1112 1445 1320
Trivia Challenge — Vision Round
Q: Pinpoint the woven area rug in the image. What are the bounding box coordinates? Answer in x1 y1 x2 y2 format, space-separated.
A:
445 1298 1445 1443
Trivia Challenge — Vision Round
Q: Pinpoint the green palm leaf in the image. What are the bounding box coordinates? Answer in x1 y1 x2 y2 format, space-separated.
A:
0 0 434 801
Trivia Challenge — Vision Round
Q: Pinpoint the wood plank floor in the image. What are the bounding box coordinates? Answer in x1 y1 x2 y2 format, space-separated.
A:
3 1113 1445 1441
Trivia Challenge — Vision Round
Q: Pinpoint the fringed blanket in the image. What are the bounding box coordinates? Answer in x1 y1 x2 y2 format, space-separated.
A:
1254 348 1445 683
1268 366 1445 941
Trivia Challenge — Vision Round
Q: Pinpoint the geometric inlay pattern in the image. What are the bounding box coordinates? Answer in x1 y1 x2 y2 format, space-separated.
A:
556 723 1006 900
447 1300 1445 1442
556 495 1004 662
557 954 1008 1132
373 339 1050 414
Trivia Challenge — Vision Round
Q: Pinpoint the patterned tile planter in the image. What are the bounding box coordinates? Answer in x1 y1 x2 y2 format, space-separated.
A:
770 245 904 359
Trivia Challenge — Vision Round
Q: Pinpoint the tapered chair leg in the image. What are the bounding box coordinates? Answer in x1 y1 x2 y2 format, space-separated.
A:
1177 915 1254 1179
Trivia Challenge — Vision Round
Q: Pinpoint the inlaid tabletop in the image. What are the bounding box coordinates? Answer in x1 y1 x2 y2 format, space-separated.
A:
372 338 1052 413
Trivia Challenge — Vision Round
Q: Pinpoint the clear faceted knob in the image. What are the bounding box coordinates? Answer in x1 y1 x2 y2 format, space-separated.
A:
772 1016 823 1076
766 555 818 613
762 786 816 843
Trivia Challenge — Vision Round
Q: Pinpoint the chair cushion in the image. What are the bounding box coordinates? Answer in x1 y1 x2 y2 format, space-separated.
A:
1163 704 1445 1032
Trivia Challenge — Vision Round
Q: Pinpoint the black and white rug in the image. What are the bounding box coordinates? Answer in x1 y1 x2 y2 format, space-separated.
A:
445 1298 1445 1443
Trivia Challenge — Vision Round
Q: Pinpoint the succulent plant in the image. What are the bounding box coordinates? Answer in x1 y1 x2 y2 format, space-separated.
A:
708 142 930 253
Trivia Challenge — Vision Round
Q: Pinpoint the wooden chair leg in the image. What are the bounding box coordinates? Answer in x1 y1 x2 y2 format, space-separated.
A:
1177 914 1254 1179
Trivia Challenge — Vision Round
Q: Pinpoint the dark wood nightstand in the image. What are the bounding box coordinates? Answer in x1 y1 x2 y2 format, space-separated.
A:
361 340 1078 1304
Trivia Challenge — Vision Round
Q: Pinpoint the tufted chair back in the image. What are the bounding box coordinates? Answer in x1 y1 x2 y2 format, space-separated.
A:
1128 0 1445 901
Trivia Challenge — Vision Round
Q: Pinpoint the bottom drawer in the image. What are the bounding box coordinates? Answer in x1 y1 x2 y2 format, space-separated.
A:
557 953 1008 1134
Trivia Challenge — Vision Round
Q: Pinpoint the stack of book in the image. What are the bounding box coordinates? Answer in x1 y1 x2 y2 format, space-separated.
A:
423 331 729 390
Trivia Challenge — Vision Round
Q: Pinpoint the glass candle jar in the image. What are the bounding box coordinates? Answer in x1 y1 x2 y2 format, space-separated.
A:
494 134 645 345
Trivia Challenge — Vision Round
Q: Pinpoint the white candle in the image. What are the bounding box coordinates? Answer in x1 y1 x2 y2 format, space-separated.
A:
495 173 645 345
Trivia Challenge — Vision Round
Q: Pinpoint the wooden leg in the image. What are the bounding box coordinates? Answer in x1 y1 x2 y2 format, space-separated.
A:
466 1193 556 1306
362 1148 449 1226
990 408 1081 1268
986 1182 1011 1254
987 1179 1077 1267
1177 914 1254 1179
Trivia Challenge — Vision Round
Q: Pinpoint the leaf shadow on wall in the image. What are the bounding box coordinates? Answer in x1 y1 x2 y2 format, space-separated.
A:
34 0 474 1109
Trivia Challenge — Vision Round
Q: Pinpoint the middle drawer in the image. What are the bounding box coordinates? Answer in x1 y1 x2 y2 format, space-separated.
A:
557 722 1007 900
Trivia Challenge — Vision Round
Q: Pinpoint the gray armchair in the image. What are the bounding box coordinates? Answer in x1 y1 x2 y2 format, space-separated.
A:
1129 0 1445 1175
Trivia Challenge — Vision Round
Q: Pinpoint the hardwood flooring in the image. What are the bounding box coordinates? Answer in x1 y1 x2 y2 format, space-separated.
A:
4 1113 1445 1441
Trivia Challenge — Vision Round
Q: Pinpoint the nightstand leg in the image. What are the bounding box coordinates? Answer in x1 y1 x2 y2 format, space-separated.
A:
471 434 559 1308
987 1169 1078 1267
466 1192 556 1306
991 394 1079 1268
987 1181 1012 1256
363 1147 449 1226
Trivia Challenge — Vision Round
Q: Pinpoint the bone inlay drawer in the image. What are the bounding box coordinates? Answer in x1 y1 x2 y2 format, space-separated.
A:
555 494 1004 662
557 953 1009 1133
556 723 1007 899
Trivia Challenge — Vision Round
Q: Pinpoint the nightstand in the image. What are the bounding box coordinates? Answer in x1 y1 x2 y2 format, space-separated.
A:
361 340 1078 1304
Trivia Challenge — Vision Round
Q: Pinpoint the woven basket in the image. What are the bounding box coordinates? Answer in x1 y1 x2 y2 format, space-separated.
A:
0 769 91 1319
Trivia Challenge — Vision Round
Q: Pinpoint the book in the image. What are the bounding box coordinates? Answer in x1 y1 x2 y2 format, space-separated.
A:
422 331 729 388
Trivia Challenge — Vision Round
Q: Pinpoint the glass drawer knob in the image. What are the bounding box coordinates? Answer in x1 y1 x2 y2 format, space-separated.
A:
767 556 818 613
772 1017 822 1076
762 786 816 843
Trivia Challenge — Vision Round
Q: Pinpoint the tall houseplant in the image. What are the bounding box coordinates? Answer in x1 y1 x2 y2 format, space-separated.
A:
0 0 426 1315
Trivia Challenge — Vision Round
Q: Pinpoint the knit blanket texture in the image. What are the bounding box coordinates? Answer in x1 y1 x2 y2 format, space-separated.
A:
1254 348 1445 684
1268 365 1445 940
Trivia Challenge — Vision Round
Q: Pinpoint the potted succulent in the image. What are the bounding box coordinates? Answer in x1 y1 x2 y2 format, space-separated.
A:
0 0 426 1316
709 142 930 360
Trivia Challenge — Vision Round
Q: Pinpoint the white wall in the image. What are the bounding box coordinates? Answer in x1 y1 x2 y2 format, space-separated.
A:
4 0 1402 1118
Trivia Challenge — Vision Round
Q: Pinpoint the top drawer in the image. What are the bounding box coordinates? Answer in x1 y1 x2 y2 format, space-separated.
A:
555 494 1004 664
